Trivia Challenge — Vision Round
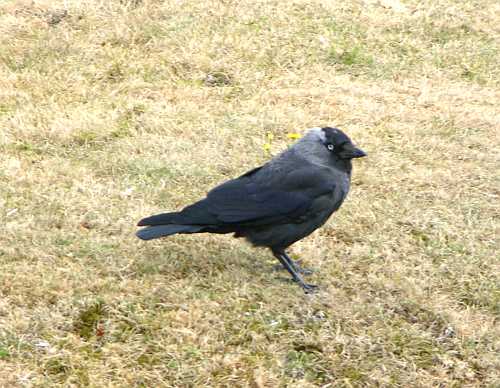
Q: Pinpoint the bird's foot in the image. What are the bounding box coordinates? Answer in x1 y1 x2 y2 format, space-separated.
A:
279 277 318 293
272 250 318 293
301 282 319 294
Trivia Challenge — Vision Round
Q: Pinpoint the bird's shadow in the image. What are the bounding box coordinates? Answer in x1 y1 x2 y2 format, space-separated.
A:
132 235 271 284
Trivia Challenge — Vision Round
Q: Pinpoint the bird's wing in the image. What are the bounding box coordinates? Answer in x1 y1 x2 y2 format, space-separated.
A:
205 167 335 225
237 165 263 178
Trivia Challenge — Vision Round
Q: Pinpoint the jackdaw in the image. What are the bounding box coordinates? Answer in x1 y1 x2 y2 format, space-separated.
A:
136 127 366 292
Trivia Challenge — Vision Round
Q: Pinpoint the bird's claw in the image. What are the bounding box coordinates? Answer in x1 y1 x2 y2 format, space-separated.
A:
302 283 318 293
287 278 318 293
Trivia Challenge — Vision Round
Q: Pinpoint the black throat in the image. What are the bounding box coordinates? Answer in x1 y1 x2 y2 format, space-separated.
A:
332 155 353 175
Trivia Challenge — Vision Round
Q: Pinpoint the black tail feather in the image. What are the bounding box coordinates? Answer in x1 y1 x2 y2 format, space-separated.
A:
137 212 181 227
136 224 203 240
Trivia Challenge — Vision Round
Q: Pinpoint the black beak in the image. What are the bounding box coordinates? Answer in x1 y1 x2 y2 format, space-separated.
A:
351 147 367 158
339 144 367 159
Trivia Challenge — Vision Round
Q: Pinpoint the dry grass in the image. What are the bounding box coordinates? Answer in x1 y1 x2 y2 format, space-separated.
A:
1 0 499 386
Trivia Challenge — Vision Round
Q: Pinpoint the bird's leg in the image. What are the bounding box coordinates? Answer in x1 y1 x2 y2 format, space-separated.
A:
272 253 313 275
272 250 318 293
281 252 314 275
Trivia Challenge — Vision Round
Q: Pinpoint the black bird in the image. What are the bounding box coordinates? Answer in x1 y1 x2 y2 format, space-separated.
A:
136 127 366 292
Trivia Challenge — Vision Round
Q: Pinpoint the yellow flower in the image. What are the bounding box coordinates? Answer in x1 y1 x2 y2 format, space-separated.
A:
287 133 301 140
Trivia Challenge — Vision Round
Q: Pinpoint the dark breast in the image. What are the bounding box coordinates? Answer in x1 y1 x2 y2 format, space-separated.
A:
242 182 350 250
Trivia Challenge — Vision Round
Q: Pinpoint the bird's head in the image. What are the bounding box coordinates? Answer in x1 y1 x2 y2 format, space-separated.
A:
284 126 366 170
316 127 366 160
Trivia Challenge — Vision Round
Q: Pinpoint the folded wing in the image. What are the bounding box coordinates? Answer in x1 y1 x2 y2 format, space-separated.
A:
203 166 334 226
137 165 335 231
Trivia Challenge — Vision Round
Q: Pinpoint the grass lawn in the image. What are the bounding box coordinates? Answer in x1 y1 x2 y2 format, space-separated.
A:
1 0 499 386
